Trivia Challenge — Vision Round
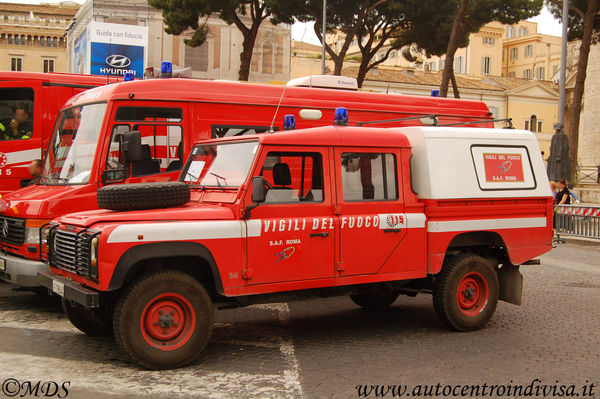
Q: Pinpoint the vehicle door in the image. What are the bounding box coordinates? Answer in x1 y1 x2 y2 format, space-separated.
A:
245 146 336 285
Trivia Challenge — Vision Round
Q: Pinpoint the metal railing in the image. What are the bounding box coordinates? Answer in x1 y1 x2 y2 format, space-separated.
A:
555 204 600 241
576 165 600 185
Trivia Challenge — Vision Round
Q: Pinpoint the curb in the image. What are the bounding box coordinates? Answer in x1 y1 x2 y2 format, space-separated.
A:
556 236 600 247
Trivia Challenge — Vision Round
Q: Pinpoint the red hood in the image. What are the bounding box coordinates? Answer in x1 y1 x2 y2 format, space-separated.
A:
59 202 237 228
0 184 98 220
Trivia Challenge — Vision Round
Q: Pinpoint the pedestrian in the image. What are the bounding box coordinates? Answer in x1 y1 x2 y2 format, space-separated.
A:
556 179 571 206
550 181 558 205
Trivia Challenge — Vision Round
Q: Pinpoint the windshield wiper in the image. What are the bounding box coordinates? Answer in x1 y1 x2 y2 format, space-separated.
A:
185 171 202 189
209 172 228 189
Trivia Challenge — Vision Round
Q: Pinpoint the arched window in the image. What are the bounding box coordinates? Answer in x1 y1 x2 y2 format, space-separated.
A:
530 115 537 132
262 41 273 75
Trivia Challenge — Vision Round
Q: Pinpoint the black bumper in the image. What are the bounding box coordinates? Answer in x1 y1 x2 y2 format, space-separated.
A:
37 269 100 308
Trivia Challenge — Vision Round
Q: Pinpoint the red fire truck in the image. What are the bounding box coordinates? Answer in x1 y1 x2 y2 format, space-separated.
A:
0 77 494 287
38 122 552 370
0 72 119 195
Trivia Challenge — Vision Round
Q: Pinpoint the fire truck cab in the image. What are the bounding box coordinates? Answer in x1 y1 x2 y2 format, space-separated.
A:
0 78 493 288
38 123 553 370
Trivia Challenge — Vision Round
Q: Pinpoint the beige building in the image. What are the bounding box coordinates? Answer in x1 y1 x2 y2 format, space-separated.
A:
340 65 559 153
67 0 291 82
577 43 600 171
0 2 79 73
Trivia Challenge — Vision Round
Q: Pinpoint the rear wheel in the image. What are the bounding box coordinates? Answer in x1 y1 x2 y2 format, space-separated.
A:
433 254 498 331
62 299 113 337
349 291 400 310
113 271 214 370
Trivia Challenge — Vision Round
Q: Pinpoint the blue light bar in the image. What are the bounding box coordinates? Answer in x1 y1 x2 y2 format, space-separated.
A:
431 89 440 97
334 107 349 126
123 72 135 82
283 114 296 130
160 61 173 78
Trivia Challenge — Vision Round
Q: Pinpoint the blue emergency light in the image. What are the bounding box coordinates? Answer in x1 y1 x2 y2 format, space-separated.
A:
283 114 296 130
334 107 349 126
160 61 173 78
124 72 135 82
431 89 440 97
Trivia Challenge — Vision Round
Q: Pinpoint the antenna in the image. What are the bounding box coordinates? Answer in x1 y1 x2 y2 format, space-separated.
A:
269 84 287 132
385 83 390 94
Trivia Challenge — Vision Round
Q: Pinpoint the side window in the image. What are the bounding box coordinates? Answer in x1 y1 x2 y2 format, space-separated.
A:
133 124 183 176
341 153 398 201
106 125 130 168
212 125 278 138
259 152 324 204
0 88 34 140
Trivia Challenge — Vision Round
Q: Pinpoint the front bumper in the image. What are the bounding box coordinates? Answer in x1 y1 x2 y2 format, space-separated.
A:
38 270 100 308
0 252 47 287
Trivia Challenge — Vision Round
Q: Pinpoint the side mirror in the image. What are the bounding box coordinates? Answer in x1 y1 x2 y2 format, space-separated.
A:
123 131 143 163
251 176 268 204
102 167 126 185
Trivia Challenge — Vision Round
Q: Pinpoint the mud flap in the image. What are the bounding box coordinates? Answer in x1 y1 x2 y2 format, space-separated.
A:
497 264 523 306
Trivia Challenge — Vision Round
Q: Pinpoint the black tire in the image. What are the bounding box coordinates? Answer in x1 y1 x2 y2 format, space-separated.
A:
349 291 400 310
97 182 190 211
113 271 214 370
433 254 499 332
62 298 113 337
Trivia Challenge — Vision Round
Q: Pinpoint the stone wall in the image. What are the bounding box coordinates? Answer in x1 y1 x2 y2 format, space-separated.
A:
578 43 600 168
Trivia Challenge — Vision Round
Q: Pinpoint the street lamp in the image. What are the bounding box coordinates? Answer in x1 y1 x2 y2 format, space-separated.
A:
547 0 572 181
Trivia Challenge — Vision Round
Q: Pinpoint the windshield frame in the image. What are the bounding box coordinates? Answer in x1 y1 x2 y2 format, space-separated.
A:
41 101 108 186
179 139 260 189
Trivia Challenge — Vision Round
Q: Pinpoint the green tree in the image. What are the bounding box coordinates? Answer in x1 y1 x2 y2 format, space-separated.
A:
548 0 599 173
148 0 286 81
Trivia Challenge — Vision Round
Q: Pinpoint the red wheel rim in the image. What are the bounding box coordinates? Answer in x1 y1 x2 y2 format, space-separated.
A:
140 293 196 351
456 271 489 316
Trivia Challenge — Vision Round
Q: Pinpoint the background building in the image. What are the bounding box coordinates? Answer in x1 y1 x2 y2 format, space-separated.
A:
0 1 79 73
67 0 291 82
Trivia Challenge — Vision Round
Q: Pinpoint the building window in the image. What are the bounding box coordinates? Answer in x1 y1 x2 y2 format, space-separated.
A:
530 115 537 132
510 47 518 60
43 59 54 73
438 59 445 70
7 34 12 45
483 37 495 46
525 45 533 57
553 64 559 75
481 56 491 75
537 120 543 132
524 120 530 130
509 71 516 78
519 27 529 37
11 57 22 71
488 106 499 119
262 41 274 74
454 55 465 74
506 26 517 39
536 66 545 80
425 61 436 71
523 69 532 79
53 37 58 47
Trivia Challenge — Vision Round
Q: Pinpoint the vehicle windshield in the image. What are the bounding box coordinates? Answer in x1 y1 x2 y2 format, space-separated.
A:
42 103 107 185
181 141 259 188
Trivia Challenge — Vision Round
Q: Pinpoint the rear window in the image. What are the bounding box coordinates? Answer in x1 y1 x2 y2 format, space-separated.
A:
471 145 536 190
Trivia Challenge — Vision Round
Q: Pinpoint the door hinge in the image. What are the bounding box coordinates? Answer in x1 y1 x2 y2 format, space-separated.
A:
333 205 342 216
336 261 346 272
243 268 254 280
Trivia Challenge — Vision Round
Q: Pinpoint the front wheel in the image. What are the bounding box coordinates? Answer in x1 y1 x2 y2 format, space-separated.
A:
433 254 499 331
113 271 214 370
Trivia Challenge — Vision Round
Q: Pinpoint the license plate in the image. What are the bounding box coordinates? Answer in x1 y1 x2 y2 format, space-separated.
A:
0 258 5 271
52 280 64 297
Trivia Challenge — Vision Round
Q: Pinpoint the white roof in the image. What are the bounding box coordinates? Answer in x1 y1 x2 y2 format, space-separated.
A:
286 75 358 91
396 127 551 200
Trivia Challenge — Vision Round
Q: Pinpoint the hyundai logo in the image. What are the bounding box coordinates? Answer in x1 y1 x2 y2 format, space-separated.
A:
105 54 131 68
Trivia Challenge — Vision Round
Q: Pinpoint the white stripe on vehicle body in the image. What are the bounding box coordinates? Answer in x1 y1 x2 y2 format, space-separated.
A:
4 148 42 166
427 217 547 233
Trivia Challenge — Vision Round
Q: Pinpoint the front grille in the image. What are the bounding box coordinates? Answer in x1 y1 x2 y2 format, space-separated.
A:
51 229 92 276
0 216 25 245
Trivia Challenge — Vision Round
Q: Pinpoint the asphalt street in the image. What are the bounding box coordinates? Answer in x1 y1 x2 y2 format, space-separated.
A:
0 242 598 399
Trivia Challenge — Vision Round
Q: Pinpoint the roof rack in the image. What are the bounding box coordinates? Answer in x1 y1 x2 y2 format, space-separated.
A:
438 118 514 129
356 114 514 129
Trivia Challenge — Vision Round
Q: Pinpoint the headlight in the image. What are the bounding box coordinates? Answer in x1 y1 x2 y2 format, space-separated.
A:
89 236 99 279
24 219 52 244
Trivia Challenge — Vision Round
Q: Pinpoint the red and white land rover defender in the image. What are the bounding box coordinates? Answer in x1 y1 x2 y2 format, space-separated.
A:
38 124 553 370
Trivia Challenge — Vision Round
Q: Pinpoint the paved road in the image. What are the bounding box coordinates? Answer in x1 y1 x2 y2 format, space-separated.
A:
0 242 599 399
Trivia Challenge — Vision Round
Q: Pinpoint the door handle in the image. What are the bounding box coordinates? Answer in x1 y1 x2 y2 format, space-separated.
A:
310 232 329 238
383 228 402 233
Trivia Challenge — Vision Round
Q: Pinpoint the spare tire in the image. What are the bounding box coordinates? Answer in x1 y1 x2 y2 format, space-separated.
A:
97 182 190 211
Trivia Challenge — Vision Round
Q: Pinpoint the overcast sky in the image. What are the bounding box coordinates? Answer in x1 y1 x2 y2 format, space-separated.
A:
12 0 563 44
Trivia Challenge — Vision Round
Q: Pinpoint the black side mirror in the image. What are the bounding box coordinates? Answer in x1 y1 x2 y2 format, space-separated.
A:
251 176 268 203
123 131 143 163
102 167 126 185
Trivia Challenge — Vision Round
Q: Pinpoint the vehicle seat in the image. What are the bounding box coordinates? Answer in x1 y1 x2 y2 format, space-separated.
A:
166 142 183 172
266 163 295 202
132 145 161 176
